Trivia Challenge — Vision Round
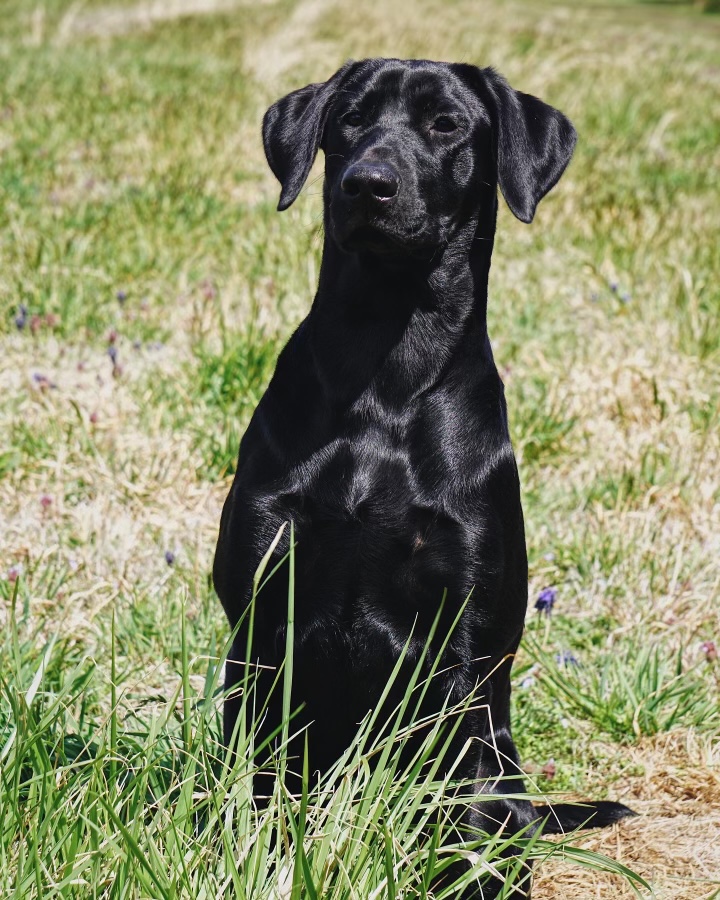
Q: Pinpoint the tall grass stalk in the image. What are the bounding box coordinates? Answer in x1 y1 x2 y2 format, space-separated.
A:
0 542 651 898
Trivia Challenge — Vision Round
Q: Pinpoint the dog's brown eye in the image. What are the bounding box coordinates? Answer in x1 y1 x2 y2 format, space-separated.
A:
432 116 458 133
343 111 363 127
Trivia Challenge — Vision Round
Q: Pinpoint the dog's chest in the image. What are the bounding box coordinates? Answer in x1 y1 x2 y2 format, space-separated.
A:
267 429 480 641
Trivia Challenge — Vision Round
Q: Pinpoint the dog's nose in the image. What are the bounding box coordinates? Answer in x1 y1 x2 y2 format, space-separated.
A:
340 163 399 201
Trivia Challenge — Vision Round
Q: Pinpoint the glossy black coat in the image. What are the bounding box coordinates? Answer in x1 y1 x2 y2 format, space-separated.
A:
214 59 631 897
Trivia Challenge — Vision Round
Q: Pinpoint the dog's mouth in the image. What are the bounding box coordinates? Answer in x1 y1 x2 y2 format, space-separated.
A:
340 224 406 255
334 219 440 261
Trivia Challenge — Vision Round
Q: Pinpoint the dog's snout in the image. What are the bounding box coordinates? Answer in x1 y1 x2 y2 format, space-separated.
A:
341 163 399 201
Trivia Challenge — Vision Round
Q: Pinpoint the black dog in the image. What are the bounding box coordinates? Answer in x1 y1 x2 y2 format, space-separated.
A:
214 58 634 897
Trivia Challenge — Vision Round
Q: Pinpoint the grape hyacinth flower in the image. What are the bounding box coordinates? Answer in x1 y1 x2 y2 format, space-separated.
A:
535 587 557 615
32 372 56 390
107 344 122 378
519 663 540 689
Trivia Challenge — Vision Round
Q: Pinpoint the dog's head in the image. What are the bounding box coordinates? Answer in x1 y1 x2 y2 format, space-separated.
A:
262 59 576 258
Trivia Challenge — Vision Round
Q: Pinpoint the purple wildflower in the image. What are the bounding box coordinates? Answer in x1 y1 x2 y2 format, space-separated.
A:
32 372 56 390
107 344 123 378
519 664 540 689
555 649 579 667
116 290 127 304
535 587 557 615
15 304 28 330
164 550 175 566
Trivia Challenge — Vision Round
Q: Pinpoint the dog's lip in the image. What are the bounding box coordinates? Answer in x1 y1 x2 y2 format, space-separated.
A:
340 224 406 254
334 220 438 258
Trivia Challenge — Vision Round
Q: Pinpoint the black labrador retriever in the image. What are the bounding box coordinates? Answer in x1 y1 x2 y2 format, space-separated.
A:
214 58 634 897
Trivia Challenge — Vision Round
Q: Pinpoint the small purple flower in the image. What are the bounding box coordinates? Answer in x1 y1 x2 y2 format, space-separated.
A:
535 587 557 615
620 291 631 304
164 550 175 566
15 304 28 330
519 664 540 689
609 281 618 293
32 372 56 390
40 494 53 510
116 290 127 304
107 345 122 378
555 649 579 667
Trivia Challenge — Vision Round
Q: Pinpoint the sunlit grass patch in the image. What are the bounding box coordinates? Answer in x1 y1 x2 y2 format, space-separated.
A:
1 556 650 900
530 639 720 742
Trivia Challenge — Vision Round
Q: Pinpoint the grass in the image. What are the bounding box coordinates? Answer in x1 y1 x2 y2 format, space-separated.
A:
1 554 651 900
1 0 719 897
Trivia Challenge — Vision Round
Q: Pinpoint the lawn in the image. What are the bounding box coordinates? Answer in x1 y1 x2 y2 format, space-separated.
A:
1 0 719 897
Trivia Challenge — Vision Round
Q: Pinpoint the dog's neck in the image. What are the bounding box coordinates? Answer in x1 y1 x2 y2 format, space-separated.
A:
307 205 499 407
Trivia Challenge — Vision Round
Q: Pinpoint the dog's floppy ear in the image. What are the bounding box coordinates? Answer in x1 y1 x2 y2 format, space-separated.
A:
262 63 354 211
457 65 577 224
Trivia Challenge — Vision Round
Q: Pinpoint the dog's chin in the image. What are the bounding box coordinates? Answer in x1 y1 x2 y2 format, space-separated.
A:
334 222 438 260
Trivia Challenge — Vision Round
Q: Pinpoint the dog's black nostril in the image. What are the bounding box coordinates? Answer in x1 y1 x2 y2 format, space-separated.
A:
372 173 399 199
341 163 399 201
341 176 362 198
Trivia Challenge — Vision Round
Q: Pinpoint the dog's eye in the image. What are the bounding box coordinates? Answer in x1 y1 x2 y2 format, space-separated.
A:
343 111 363 127
432 116 458 133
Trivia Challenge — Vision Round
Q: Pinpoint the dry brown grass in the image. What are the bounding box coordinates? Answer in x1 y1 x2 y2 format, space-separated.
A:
534 733 720 898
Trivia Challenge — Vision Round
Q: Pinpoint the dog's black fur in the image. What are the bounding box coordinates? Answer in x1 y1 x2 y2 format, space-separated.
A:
214 58 635 897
